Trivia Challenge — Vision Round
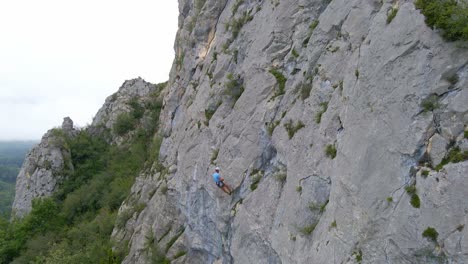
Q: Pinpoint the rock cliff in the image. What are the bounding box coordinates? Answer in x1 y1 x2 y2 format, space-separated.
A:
114 0 467 263
12 0 467 263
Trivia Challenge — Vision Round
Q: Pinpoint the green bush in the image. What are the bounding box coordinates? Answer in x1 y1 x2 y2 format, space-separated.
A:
465 130 468 139
421 170 430 178
405 185 421 208
227 11 253 39
325 144 337 159
422 227 439 242
267 120 280 136
113 112 136 136
315 102 329 124
296 186 302 193
303 20 319 47
291 48 299 58
224 73 244 104
300 83 312 100
298 222 317 235
284 120 305 139
415 0 468 41
308 200 328 213
387 7 398 24
354 249 363 263
435 146 468 171
250 174 261 191
275 172 287 183
129 97 145 119
269 69 287 97
410 193 421 208
421 95 439 112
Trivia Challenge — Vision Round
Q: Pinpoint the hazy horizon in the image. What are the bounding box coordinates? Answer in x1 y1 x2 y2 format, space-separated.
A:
0 1 178 141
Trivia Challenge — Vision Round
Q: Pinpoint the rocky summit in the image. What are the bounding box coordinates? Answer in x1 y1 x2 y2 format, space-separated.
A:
12 0 467 263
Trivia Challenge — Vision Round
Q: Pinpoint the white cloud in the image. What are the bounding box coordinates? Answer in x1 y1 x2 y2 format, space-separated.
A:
0 0 178 140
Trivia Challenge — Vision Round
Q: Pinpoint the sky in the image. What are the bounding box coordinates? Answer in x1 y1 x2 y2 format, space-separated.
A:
0 0 179 140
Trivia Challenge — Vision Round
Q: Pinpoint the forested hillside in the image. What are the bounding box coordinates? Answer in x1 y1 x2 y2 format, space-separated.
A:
0 80 165 263
0 141 36 216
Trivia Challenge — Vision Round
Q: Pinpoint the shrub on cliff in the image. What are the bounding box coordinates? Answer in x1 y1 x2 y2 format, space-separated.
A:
415 0 468 41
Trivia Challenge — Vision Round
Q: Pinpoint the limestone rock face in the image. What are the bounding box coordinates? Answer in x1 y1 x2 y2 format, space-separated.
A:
12 118 76 218
113 0 467 263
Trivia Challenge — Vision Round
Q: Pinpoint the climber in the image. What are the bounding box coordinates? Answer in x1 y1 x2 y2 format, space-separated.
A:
212 167 232 195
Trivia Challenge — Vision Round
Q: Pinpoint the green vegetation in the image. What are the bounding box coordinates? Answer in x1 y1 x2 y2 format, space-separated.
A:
303 20 319 47
0 84 166 263
387 197 393 202
224 73 245 105
250 174 262 191
284 120 305 139
173 250 187 260
405 185 421 208
175 52 185 70
327 46 340 53
325 144 337 159
354 249 363 263
269 68 287 98
355 69 359 79
421 95 439 112
315 101 329 124
275 172 287 183
421 170 430 178
464 130 468 139
415 0 468 41
151 245 171 264
300 82 312 100
422 227 439 242
387 7 399 24
165 227 185 253
298 222 317 235
160 184 168 195
231 0 244 16
291 48 299 58
296 186 302 193
330 220 337 229
435 146 468 171
308 200 328 213
411 194 421 208
205 101 222 125
267 120 280 136
227 11 254 40
114 112 136 136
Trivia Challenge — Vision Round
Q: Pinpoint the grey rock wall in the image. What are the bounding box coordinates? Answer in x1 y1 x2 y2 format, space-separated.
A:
115 0 467 263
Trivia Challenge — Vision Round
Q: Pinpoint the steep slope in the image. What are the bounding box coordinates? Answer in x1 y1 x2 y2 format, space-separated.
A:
114 0 467 263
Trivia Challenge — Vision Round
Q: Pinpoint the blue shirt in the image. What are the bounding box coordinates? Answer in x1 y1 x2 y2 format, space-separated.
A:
212 172 221 183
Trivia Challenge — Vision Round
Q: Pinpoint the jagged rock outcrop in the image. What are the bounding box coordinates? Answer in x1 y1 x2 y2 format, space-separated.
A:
12 118 76 218
113 0 467 263
12 78 161 219
91 77 163 144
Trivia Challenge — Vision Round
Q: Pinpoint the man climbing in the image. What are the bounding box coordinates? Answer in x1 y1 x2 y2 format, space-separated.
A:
212 167 232 195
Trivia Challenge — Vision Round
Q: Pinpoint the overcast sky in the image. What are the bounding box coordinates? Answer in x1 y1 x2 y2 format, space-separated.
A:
0 0 178 141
